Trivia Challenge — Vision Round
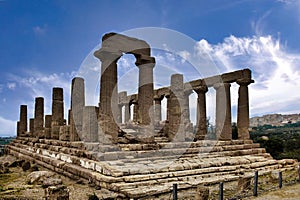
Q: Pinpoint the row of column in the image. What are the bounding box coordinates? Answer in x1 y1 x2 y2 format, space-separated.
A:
116 75 253 141
17 77 101 143
115 78 253 142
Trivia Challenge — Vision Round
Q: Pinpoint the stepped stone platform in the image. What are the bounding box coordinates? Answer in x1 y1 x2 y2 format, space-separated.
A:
6 137 298 199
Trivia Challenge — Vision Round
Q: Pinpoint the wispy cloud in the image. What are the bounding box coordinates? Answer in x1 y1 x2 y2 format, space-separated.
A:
195 35 300 117
7 69 76 117
0 116 15 137
33 24 47 35
7 82 16 90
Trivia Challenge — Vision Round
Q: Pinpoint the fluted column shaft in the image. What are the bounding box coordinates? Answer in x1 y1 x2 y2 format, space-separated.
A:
94 50 121 142
34 97 44 138
194 85 208 140
154 96 163 124
124 103 130 123
237 79 254 140
214 82 232 140
136 56 155 125
18 105 27 136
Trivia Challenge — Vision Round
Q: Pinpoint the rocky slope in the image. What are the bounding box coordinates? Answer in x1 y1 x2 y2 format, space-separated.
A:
250 114 300 127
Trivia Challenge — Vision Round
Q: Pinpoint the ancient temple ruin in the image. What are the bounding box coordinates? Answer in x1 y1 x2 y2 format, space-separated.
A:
7 33 299 199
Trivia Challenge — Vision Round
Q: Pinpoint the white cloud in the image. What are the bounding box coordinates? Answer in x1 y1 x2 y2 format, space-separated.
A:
194 35 300 117
0 116 16 137
7 82 16 90
8 70 76 118
33 24 47 35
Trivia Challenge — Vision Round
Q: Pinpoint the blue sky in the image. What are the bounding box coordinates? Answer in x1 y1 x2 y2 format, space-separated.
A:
1 0 300 136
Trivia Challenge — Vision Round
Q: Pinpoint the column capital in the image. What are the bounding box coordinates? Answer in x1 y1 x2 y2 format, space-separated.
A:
213 82 231 90
193 85 208 94
135 54 155 68
236 78 254 86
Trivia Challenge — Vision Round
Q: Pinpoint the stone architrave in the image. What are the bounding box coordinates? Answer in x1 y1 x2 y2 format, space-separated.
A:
34 97 44 138
70 77 85 141
214 82 232 140
82 106 99 142
237 79 254 140
194 85 208 140
136 55 155 125
168 74 185 142
18 105 28 137
51 88 64 140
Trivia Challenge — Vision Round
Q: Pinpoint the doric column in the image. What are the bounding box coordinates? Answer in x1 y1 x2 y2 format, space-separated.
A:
44 115 52 139
136 55 155 125
70 77 85 141
237 79 254 140
94 49 121 142
52 88 64 126
153 95 164 124
194 85 208 140
82 106 99 142
163 93 171 136
117 104 122 124
183 89 193 133
132 102 139 123
18 105 27 137
214 82 232 140
51 87 64 140
124 103 130 123
168 74 185 142
34 97 44 138
29 118 34 137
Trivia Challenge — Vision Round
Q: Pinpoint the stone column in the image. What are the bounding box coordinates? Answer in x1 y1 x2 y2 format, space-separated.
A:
51 87 64 140
194 85 208 140
168 74 185 142
237 79 254 140
94 49 121 142
214 82 232 140
117 104 122 124
153 95 163 124
132 102 139 123
136 55 155 125
29 118 34 137
183 89 193 133
82 106 99 142
18 105 27 137
34 97 44 138
44 115 52 139
124 103 130 123
70 77 85 141
163 93 171 136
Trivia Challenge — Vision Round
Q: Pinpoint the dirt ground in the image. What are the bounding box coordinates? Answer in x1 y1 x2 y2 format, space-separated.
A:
0 161 122 200
0 154 299 200
245 182 300 200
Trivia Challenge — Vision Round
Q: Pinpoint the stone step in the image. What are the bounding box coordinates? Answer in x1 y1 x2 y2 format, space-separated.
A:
11 138 264 163
7 142 279 178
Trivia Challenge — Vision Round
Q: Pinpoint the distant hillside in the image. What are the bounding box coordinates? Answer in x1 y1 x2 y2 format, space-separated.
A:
250 113 300 127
